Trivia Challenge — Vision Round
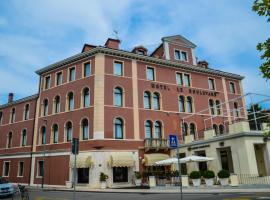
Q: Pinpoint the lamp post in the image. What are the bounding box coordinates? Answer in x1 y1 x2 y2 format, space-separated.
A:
42 119 47 189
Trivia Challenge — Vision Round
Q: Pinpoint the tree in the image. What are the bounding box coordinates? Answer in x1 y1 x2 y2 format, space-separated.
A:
252 0 270 79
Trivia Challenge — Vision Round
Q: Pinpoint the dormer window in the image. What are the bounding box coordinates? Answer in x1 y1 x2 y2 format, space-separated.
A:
137 50 145 55
174 50 188 61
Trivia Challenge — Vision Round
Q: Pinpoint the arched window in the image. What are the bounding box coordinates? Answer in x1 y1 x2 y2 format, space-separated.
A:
82 88 90 107
10 108 16 123
66 121 73 142
54 96 60 114
40 126 46 144
81 119 89 140
144 91 151 109
153 92 160 110
52 124 58 143
219 124 224 135
216 100 221 115
179 96 185 112
21 129 27 146
233 102 240 117
182 122 188 136
209 99 215 115
154 121 162 139
7 132 12 148
145 120 152 139
43 99 48 116
213 124 219 135
24 104 30 120
114 87 123 107
67 92 74 111
114 118 123 139
187 96 193 113
190 123 196 135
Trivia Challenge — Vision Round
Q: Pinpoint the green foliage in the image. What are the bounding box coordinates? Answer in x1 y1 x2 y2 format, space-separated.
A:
134 171 142 179
189 171 201 179
217 170 230 179
252 0 270 79
203 170 215 179
99 172 108 182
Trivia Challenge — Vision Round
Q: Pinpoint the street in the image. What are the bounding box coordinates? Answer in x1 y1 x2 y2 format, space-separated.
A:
3 190 270 200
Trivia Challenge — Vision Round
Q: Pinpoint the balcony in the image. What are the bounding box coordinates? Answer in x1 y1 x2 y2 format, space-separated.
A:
144 138 169 152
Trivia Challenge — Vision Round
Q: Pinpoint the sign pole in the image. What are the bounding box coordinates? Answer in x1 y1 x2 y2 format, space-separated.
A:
72 138 79 200
176 142 183 200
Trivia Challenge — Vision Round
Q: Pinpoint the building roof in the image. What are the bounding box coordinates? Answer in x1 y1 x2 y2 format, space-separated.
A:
162 35 197 48
0 94 38 109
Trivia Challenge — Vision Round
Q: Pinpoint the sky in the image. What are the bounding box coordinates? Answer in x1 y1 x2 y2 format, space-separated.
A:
0 0 269 105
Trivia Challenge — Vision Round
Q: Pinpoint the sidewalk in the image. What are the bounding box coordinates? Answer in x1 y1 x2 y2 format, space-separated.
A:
29 185 270 194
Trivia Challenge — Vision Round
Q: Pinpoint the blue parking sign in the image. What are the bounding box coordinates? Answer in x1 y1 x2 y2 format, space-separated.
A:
169 135 178 148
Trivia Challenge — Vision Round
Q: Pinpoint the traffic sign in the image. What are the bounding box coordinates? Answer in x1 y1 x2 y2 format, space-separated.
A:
169 134 178 148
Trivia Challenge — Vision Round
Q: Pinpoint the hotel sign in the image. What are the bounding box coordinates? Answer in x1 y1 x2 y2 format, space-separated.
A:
151 83 219 97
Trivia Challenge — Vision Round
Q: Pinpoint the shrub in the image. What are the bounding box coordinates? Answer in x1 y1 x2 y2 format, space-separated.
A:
203 170 215 179
189 171 201 179
217 170 230 179
134 171 142 179
99 172 108 182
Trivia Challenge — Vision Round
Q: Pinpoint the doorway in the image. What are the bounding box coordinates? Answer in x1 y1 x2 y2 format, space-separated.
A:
254 144 267 176
77 168 89 184
218 147 234 173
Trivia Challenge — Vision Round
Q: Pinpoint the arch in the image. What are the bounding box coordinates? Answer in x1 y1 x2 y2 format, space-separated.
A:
65 121 73 142
52 124 58 143
81 118 89 140
186 96 193 113
82 87 90 107
54 95 61 114
67 92 74 111
114 117 124 139
114 87 123 107
154 121 162 139
209 99 215 115
145 120 152 139
144 91 151 109
190 123 196 135
213 124 219 135
179 95 185 112
153 92 160 110
21 129 27 146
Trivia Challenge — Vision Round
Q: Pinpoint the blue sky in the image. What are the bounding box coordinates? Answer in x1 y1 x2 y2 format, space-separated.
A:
0 0 269 105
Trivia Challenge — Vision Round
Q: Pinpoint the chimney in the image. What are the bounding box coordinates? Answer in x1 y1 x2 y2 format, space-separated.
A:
198 60 209 68
105 38 120 49
8 93 14 103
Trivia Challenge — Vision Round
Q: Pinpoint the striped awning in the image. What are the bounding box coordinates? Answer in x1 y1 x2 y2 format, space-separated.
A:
109 152 135 167
143 153 170 166
70 155 93 168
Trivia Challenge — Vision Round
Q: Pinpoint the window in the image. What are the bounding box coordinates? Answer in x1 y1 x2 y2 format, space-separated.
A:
82 88 90 107
56 72 63 86
174 50 181 60
182 122 188 136
113 167 128 183
24 104 30 120
37 160 44 177
154 121 162 139
43 99 48 116
0 111 3 125
10 108 15 123
153 92 160 110
114 87 123 107
21 129 27 146
179 96 185 112
66 121 72 142
114 118 123 139
176 73 183 85
3 162 10 177
213 124 219 135
219 124 224 134
186 96 193 113
81 119 89 140
83 62 91 77
190 123 196 135
54 96 60 114
230 82 236 94
52 124 58 143
216 100 221 115
67 92 74 111
44 76 51 89
183 74 190 86
181 51 187 61
209 99 215 115
208 78 215 90
114 62 123 76
69 67 76 82
145 120 152 139
7 132 12 148
138 50 144 55
146 67 155 81
144 91 151 109
233 102 240 117
40 126 46 144
18 162 24 177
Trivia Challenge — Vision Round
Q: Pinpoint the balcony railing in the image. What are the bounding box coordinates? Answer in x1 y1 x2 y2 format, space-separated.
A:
144 138 169 151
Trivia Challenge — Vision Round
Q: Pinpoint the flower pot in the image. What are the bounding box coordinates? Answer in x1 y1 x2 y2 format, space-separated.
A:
191 179 201 187
205 178 214 186
65 181 72 188
135 179 142 186
219 178 229 186
100 181 107 189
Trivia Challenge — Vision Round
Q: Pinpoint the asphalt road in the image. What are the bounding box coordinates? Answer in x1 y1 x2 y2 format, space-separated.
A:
3 190 270 200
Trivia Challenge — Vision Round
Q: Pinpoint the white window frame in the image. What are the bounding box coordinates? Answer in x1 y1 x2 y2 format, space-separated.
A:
208 78 216 90
174 49 188 62
68 66 76 82
36 160 44 178
146 66 155 81
56 71 63 86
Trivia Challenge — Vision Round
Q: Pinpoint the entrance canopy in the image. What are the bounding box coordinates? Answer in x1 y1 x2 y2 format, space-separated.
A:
143 153 170 166
109 152 135 167
70 155 93 168
155 155 214 165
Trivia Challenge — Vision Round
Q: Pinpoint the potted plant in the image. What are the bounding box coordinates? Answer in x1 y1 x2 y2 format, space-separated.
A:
134 171 142 186
189 171 201 187
217 170 230 186
203 170 215 186
99 172 108 189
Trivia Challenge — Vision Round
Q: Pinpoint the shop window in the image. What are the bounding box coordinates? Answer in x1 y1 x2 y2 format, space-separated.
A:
113 167 128 183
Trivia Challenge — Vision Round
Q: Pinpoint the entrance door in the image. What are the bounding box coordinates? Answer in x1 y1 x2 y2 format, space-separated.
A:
219 147 234 173
77 168 89 184
254 144 267 176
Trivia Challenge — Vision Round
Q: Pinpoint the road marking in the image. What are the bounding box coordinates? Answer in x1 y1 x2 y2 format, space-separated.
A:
35 196 68 200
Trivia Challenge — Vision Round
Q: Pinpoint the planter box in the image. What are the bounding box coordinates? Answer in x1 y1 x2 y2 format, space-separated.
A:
100 181 107 189
66 181 72 188
219 178 229 186
135 179 142 186
192 179 201 187
205 178 214 186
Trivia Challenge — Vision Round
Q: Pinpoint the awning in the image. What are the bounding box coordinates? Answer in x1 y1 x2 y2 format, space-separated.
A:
70 155 93 168
109 152 135 167
143 153 170 166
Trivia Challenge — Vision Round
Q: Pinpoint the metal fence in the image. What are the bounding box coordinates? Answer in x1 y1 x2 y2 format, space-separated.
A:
237 174 270 185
